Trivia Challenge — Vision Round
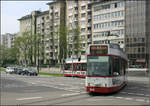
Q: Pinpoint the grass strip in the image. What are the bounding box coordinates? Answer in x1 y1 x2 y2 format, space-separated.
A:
39 72 62 77
0 68 6 72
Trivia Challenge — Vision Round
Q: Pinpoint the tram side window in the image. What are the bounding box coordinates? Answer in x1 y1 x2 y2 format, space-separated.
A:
113 56 119 76
77 64 82 70
65 64 71 70
120 58 124 75
82 63 87 71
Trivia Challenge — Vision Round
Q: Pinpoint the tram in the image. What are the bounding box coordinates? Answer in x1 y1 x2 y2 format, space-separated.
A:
64 58 87 77
86 44 128 93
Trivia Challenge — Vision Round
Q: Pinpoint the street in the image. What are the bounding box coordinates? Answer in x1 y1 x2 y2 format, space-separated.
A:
1 71 150 105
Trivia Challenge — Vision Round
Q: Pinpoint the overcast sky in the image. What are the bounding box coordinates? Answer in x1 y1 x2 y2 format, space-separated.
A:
1 1 52 34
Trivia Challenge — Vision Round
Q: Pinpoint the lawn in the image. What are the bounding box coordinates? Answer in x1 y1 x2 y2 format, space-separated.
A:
0 68 6 72
39 72 62 77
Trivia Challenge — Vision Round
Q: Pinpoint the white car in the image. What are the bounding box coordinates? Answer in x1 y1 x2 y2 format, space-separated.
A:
6 67 14 74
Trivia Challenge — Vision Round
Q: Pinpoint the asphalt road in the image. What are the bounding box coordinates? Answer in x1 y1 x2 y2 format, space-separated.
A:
1 71 150 105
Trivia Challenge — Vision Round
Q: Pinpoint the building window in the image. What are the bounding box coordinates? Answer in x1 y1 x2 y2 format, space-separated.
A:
81 6 86 10
81 13 86 18
138 48 141 53
81 20 86 25
81 28 86 32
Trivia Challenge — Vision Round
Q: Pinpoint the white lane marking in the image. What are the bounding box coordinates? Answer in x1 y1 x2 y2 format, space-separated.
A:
135 99 145 102
16 97 42 101
136 93 145 96
88 99 113 101
124 98 133 100
116 97 123 99
120 92 126 93
62 93 80 96
59 84 66 86
31 83 37 84
127 93 134 95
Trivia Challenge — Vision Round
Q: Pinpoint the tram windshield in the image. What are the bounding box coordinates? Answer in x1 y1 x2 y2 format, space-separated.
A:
87 56 112 76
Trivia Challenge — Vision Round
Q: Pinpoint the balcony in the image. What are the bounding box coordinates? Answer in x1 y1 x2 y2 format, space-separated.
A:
87 38 92 42
87 30 91 34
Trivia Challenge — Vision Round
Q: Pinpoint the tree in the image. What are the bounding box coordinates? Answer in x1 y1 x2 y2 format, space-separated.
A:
0 45 18 67
58 22 68 63
72 26 81 58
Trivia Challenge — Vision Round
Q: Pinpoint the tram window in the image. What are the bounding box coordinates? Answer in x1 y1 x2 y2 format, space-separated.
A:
113 56 119 76
77 64 82 70
120 58 124 75
82 64 87 71
65 64 71 70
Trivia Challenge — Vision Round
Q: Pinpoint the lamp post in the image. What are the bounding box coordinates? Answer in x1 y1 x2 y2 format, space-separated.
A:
37 36 40 74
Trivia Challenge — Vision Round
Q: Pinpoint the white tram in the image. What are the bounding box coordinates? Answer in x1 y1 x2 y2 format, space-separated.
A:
64 58 87 77
86 44 128 93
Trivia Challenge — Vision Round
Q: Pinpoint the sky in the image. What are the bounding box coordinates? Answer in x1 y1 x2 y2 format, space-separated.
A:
1 1 52 34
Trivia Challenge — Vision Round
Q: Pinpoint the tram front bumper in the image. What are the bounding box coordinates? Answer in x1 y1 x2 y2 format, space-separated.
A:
86 86 122 93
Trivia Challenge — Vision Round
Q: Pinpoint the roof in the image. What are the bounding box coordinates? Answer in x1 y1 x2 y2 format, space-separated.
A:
18 14 32 20
88 0 105 6
18 10 49 21
37 10 49 16
46 1 57 5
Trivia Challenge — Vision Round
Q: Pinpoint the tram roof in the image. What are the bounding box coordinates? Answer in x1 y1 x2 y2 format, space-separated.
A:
65 58 86 63
88 43 128 61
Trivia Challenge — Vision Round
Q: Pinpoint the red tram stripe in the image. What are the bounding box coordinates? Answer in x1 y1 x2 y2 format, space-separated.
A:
86 82 126 93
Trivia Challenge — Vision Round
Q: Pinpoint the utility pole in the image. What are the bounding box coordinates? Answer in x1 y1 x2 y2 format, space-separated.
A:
62 46 65 75
72 35 74 78
37 37 40 74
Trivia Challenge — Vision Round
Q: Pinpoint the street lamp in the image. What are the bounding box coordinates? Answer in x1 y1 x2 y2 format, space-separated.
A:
37 36 40 74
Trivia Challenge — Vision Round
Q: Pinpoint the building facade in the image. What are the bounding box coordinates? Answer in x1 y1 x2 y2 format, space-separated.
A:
125 0 150 67
91 0 125 49
1 33 18 48
66 0 96 59
46 1 66 64
18 0 150 66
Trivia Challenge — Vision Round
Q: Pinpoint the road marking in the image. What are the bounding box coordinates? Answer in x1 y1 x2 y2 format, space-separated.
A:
59 84 66 86
31 83 37 84
127 93 134 95
136 93 145 96
16 97 42 101
145 95 150 97
62 93 80 96
124 98 133 100
120 92 126 93
135 99 145 102
116 97 123 99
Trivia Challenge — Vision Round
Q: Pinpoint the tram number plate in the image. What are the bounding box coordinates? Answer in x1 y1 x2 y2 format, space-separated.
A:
90 88 95 91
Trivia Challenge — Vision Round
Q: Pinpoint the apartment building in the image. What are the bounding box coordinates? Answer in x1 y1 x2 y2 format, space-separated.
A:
66 0 95 59
1 33 18 48
18 10 49 64
125 0 150 67
90 0 125 49
18 0 149 66
46 1 66 64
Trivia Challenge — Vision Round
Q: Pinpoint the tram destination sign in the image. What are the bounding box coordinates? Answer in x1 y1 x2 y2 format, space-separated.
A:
90 45 108 55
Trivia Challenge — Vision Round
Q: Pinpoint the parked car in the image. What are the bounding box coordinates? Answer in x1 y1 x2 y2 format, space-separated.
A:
6 67 15 74
22 68 29 75
26 68 38 76
16 68 24 75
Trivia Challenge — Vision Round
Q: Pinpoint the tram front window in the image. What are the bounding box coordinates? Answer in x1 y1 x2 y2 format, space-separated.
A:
87 56 112 76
